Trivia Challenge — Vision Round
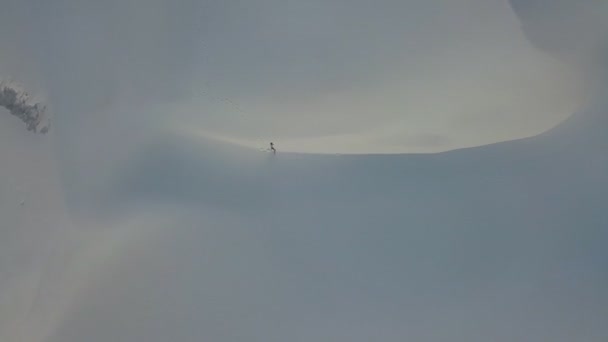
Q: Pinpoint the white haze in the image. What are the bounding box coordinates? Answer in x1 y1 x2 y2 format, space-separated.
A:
0 0 607 341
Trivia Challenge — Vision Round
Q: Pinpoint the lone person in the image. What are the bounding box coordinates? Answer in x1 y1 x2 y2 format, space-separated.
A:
270 142 276 154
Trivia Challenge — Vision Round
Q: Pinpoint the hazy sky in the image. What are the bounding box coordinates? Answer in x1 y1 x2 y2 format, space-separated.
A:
0 0 585 153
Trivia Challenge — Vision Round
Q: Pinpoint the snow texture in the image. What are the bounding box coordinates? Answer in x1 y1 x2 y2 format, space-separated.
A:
1 95 608 342
0 1 607 341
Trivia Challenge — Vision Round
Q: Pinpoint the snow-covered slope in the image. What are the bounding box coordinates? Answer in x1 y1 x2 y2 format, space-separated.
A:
10 101 599 342
0 108 72 342
2 0 606 340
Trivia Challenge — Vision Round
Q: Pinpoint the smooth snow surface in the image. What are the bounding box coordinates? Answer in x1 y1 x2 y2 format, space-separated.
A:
1 0 607 340
1 98 607 341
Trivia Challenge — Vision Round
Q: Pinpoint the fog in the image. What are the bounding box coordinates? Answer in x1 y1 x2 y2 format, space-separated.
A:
1 0 607 341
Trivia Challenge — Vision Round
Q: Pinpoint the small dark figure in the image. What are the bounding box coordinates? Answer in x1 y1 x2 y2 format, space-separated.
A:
270 142 276 154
